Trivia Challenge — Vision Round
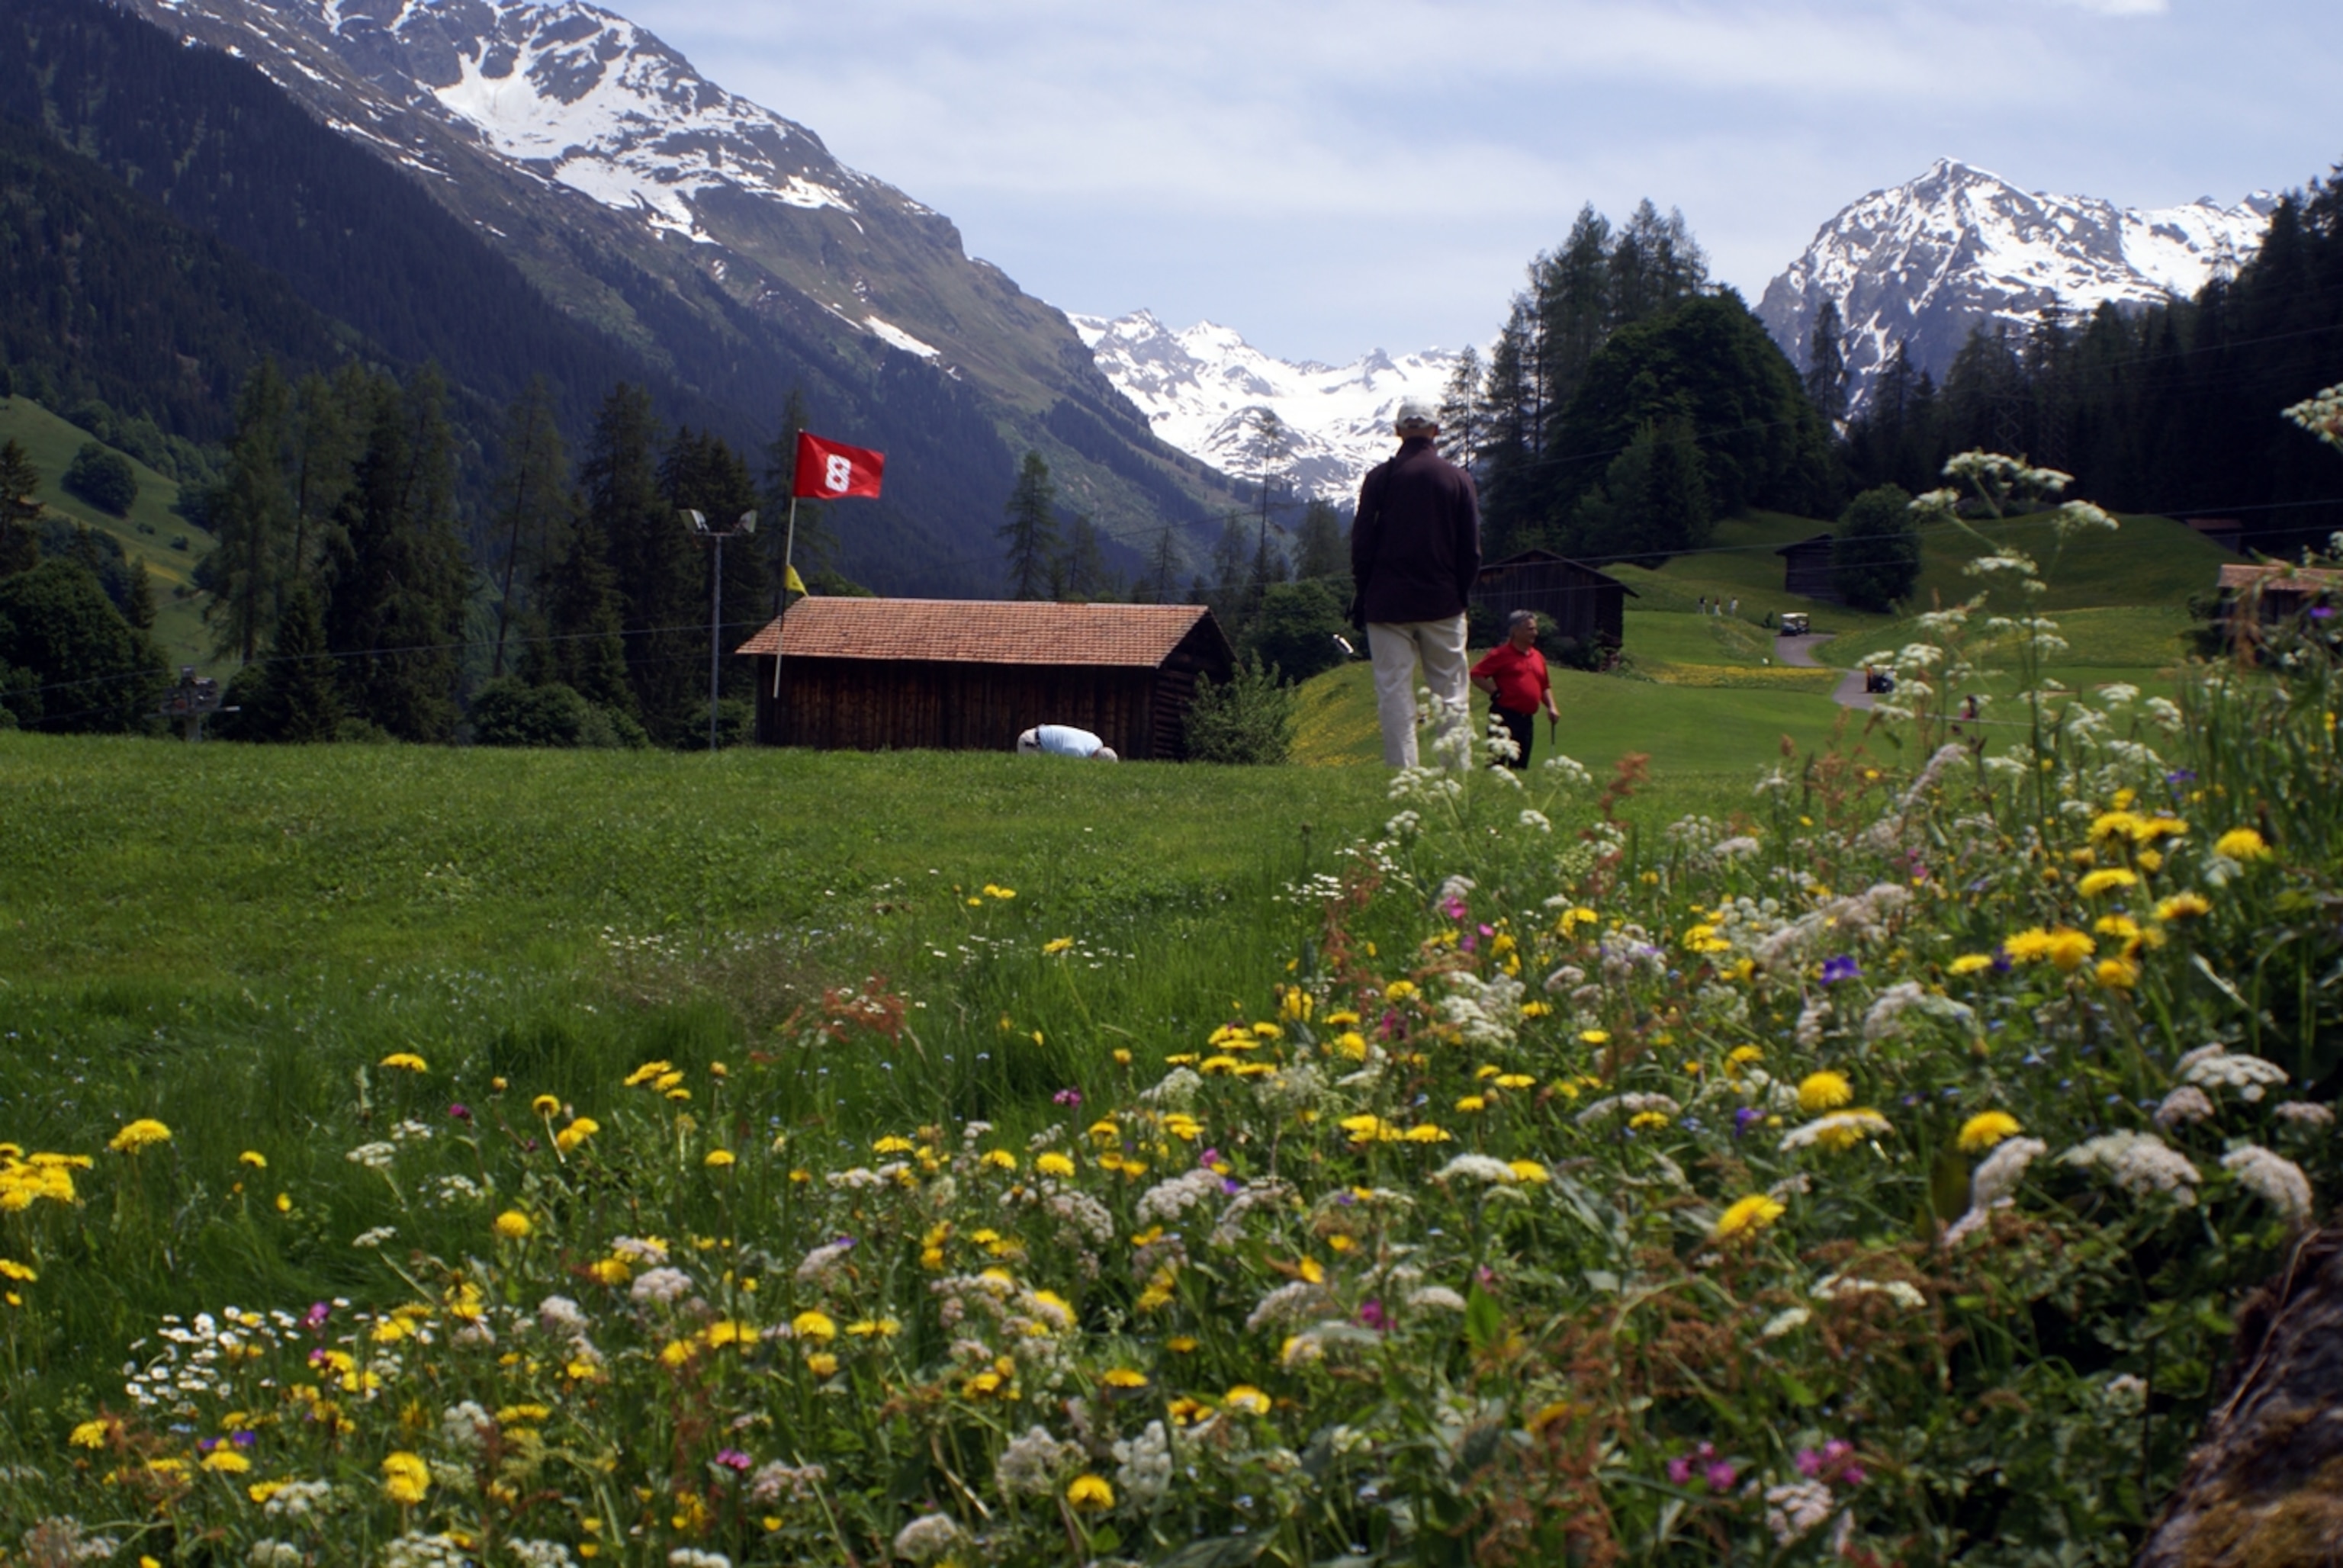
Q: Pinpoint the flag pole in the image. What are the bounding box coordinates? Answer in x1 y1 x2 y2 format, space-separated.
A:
771 493 799 701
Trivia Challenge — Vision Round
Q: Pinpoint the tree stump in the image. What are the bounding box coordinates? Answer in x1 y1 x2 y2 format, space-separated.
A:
2139 1229 2343 1568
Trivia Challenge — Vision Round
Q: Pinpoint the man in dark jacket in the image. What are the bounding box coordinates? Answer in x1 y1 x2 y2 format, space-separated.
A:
1350 400 1481 768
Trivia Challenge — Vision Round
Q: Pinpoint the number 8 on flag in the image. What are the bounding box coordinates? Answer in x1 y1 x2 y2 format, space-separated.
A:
793 432 885 500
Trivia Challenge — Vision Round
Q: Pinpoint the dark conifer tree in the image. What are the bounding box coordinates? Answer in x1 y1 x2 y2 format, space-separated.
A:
1293 499 1347 588
247 579 342 741
522 488 632 717
1435 345 1483 470
584 384 695 744
1805 298 1850 426
206 359 293 664
1057 512 1111 601
999 451 1059 600
487 377 567 679
660 426 768 708
323 366 469 742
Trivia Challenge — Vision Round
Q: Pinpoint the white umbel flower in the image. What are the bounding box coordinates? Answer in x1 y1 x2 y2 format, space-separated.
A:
2061 1132 2201 1204
2222 1144 2313 1225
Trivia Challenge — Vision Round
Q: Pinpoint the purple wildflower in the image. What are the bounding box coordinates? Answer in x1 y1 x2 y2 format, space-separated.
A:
1705 1461 1738 1490
1053 1088 1082 1107
1821 955 1861 985
1357 1299 1389 1332
716 1448 753 1471
1666 1455 1693 1486
1734 1107 1762 1138
304 1302 331 1330
447 1103 471 1122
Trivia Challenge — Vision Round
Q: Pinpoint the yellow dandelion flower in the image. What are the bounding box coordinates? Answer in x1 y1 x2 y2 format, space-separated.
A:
1494 1073 1535 1090
0 1258 36 1283
107 1119 172 1155
1628 1110 1670 1131
1958 1111 2022 1152
381 1451 430 1505
1035 1152 1076 1178
201 1448 251 1473
1103 1367 1149 1389
554 1117 600 1154
2078 869 2139 898
1797 1072 1853 1114
1403 1124 1451 1144
657 1338 697 1369
982 1149 1017 1171
805 1351 840 1377
1384 980 1419 1001
378 1052 428 1073
530 1094 561 1117
792 1309 837 1343
2215 827 2271 861
1727 1045 1764 1068
703 1149 737 1168
1508 1159 1550 1184
622 1060 673 1088
68 1419 113 1449
1223 1385 1272 1415
2094 958 2139 990
1712 1194 1785 1239
1947 953 1994 976
2042 927 2096 971
1580 1029 1611 1045
705 1321 757 1349
238 1150 268 1169
493 1210 533 1240
1067 1474 1116 1511
2157 892 2212 921
1166 1335 1199 1354
1455 1095 1486 1113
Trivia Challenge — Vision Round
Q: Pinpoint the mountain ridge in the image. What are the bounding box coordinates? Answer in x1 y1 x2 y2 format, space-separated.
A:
1758 157 2275 414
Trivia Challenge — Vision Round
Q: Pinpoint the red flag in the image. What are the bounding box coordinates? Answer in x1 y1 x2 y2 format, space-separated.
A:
793 432 885 500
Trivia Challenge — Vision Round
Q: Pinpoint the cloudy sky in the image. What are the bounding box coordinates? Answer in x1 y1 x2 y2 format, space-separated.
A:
625 0 2338 365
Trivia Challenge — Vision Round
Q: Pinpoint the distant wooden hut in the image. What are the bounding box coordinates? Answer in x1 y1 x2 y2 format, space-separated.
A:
1776 533 1840 602
2213 562 2343 625
734 599 1234 760
1470 550 1634 650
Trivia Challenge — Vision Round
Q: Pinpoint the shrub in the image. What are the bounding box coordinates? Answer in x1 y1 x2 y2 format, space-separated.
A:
0 557 166 730
61 442 137 517
472 677 651 748
1184 654 1294 763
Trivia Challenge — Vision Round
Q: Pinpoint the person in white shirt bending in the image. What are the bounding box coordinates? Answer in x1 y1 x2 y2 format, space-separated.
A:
1016 725 1119 761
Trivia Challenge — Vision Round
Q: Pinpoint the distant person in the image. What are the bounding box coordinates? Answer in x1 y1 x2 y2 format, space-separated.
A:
1470 609 1560 769
1350 400 1481 769
1017 725 1119 761
1729 597 1739 616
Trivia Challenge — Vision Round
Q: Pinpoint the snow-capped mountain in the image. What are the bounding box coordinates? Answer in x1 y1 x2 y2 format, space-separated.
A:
119 0 1209 560
1759 159 2276 415
1073 311 1459 505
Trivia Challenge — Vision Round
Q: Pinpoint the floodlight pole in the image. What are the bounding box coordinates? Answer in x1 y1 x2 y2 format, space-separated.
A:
683 509 756 751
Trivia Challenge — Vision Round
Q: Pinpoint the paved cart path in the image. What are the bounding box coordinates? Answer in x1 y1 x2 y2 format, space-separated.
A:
1776 631 1875 711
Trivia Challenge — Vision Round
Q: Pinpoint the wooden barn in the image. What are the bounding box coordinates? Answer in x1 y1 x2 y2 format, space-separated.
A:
1776 533 1841 602
734 599 1235 760
1471 550 1634 649
2213 562 2343 625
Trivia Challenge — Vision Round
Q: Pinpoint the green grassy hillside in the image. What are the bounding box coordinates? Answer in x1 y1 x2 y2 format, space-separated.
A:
1 394 217 671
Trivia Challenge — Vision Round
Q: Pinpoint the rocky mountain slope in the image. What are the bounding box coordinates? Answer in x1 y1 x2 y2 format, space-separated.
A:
1759 159 2274 415
113 0 1222 583
1073 311 1458 506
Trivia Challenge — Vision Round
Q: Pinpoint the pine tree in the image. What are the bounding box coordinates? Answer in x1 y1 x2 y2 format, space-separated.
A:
522 488 632 717
1136 525 1180 604
1805 298 1849 426
585 384 696 743
0 439 40 577
249 578 342 741
1436 345 1484 470
999 451 1059 599
323 366 470 742
487 377 567 678
1057 512 1110 601
124 559 156 630
205 360 293 664
1292 499 1346 588
286 365 363 596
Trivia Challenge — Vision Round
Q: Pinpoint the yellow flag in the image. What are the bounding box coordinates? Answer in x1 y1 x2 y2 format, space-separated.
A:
785 563 808 595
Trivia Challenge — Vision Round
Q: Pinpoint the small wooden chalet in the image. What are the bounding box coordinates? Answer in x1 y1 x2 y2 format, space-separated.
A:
734 599 1235 760
2213 562 2343 625
1776 534 1840 602
1471 550 1634 648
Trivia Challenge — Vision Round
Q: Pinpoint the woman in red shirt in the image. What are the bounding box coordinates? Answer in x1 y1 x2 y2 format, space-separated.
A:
1470 610 1560 768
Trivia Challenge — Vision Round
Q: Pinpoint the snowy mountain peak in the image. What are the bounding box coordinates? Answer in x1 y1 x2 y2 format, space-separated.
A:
1758 159 2274 414
1073 311 1457 503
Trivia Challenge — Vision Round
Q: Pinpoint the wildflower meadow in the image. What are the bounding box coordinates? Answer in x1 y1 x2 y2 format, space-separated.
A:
6 445 2343 1566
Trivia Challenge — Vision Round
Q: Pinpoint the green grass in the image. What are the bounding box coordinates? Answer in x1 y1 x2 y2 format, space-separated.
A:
1287 655 1853 777
0 394 217 672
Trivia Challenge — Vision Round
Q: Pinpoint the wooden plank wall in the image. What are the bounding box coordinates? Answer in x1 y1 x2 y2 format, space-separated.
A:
1473 562 1622 645
754 660 1164 757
